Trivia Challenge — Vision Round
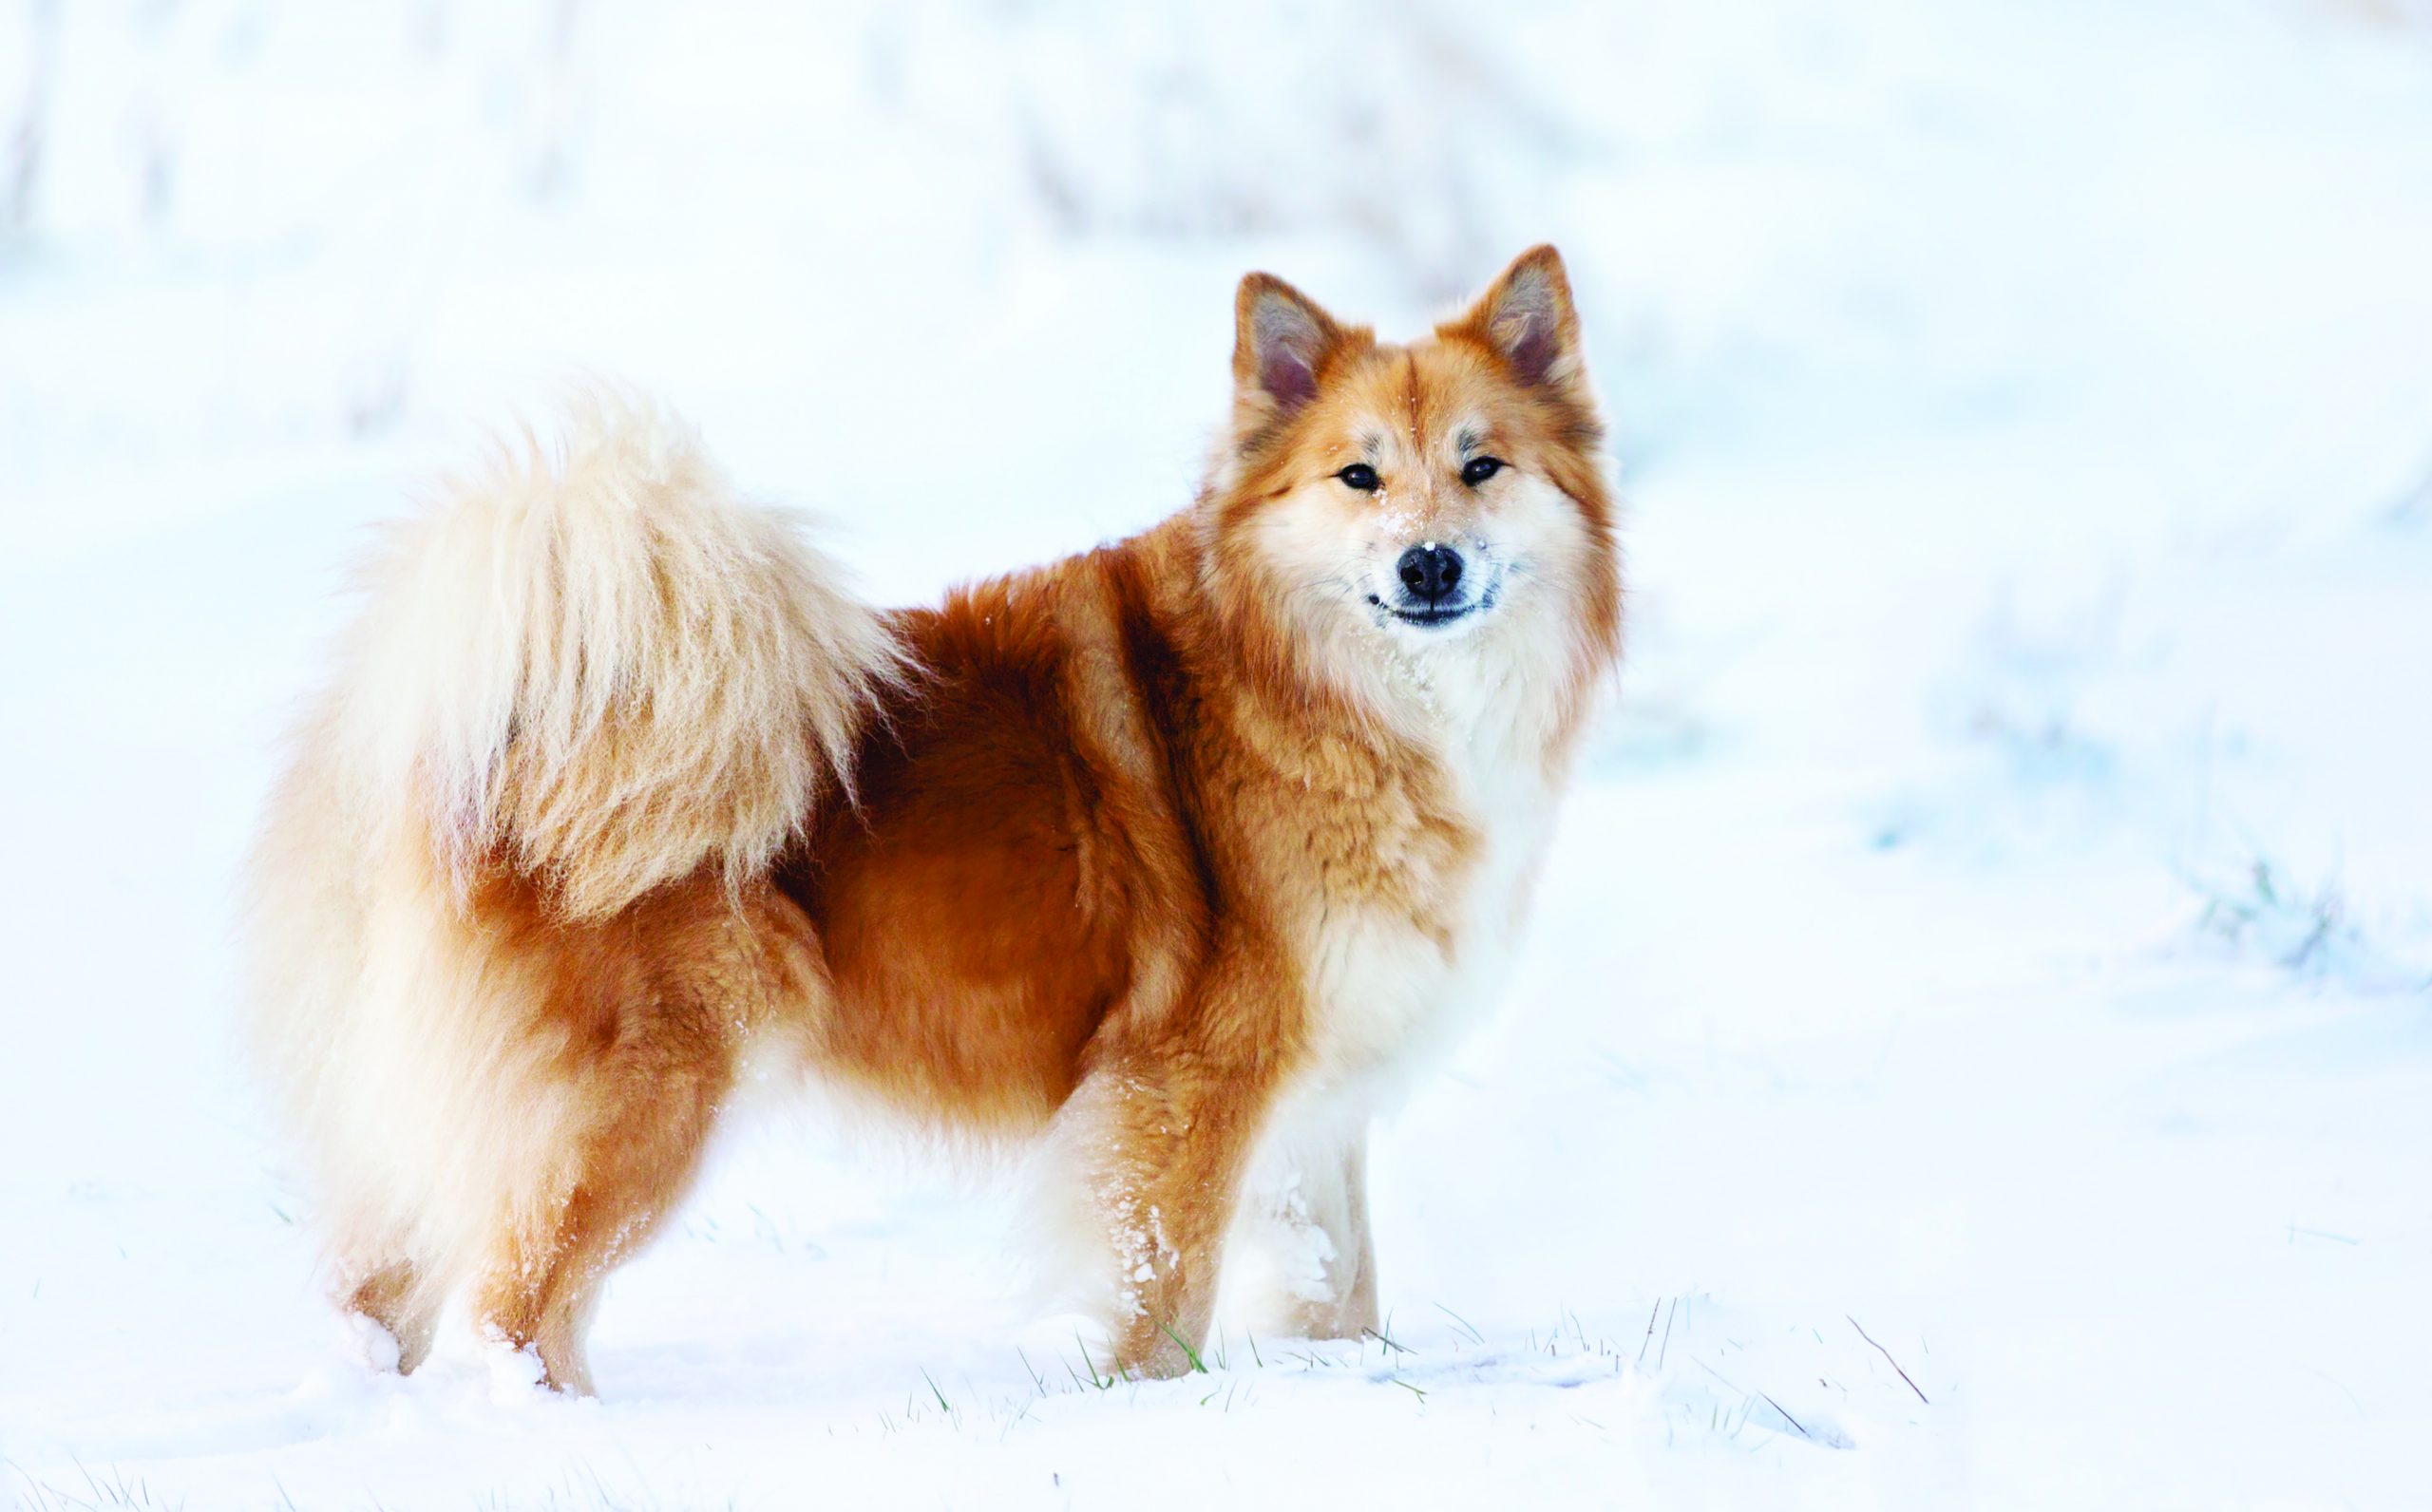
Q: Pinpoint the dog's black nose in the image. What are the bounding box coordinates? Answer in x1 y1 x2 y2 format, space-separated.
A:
1396 543 1464 604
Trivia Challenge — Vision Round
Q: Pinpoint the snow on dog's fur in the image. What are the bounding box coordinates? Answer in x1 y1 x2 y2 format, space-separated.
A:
247 247 1621 1392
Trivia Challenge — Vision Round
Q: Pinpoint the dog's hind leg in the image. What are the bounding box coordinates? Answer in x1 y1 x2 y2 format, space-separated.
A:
342 1254 440 1373
466 881 789 1395
468 1024 734 1395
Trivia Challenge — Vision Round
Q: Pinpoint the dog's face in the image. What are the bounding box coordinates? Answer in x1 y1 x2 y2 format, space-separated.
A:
1206 247 1616 705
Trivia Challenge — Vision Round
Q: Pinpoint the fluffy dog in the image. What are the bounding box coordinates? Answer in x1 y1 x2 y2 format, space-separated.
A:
247 246 1621 1392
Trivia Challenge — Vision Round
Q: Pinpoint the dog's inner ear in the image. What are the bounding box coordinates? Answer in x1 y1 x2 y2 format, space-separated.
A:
1452 244 1583 393
1234 274 1344 419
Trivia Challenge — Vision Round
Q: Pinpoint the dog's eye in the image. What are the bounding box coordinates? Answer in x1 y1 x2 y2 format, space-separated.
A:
1461 456 1506 486
1336 463 1380 492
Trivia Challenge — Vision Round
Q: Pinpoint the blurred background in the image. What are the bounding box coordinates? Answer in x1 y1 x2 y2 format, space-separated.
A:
5 3 2432 1506
11 1 2431 572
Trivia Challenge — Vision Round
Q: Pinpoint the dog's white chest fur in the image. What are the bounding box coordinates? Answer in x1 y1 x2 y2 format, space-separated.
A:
1297 636 1566 1092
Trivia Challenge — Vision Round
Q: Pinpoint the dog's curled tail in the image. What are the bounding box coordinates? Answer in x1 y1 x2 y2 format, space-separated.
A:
333 388 905 915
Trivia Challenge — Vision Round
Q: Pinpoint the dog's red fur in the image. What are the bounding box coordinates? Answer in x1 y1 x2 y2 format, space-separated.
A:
251 247 1621 1392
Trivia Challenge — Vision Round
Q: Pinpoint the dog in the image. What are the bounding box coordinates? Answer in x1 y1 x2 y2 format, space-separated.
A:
246 246 1621 1393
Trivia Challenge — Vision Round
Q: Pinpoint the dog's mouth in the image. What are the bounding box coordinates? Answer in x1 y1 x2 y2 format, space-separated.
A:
1372 597 1477 627
1364 588 1496 631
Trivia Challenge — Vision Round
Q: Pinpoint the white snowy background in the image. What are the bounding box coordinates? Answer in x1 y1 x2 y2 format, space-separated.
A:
4 1 2431 1506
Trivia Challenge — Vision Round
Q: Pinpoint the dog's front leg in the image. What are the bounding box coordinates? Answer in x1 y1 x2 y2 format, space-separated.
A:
1080 1060 1266 1377
1060 992 1286 1379
1275 1118 1380 1340
1226 1096 1380 1342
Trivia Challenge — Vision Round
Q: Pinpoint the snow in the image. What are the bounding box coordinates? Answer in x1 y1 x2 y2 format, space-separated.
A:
5 0 2432 1506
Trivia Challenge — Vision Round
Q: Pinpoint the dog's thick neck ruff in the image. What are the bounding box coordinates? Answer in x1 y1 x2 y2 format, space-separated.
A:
248 247 1621 1396
1185 338 1618 1108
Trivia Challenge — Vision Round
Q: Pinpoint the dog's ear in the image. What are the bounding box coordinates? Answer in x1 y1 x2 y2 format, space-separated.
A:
1445 245 1584 395
1233 273 1347 421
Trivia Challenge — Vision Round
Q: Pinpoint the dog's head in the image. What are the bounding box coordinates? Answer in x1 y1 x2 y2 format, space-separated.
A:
1202 246 1619 725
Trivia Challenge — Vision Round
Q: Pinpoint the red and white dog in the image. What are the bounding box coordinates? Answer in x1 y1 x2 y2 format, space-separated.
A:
247 246 1621 1392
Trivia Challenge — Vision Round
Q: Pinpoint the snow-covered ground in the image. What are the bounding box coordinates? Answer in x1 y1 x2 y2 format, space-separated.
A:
5 2 2431 1506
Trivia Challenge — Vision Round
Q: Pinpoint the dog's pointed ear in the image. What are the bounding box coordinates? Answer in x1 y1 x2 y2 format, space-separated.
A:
1233 273 1346 421
1446 245 1584 395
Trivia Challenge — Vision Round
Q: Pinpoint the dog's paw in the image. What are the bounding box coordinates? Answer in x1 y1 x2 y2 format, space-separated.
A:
480 1337 553 1406
337 1308 404 1374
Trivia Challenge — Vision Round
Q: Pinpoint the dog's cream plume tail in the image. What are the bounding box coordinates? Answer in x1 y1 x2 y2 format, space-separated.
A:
330 388 904 917
243 393 904 1350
